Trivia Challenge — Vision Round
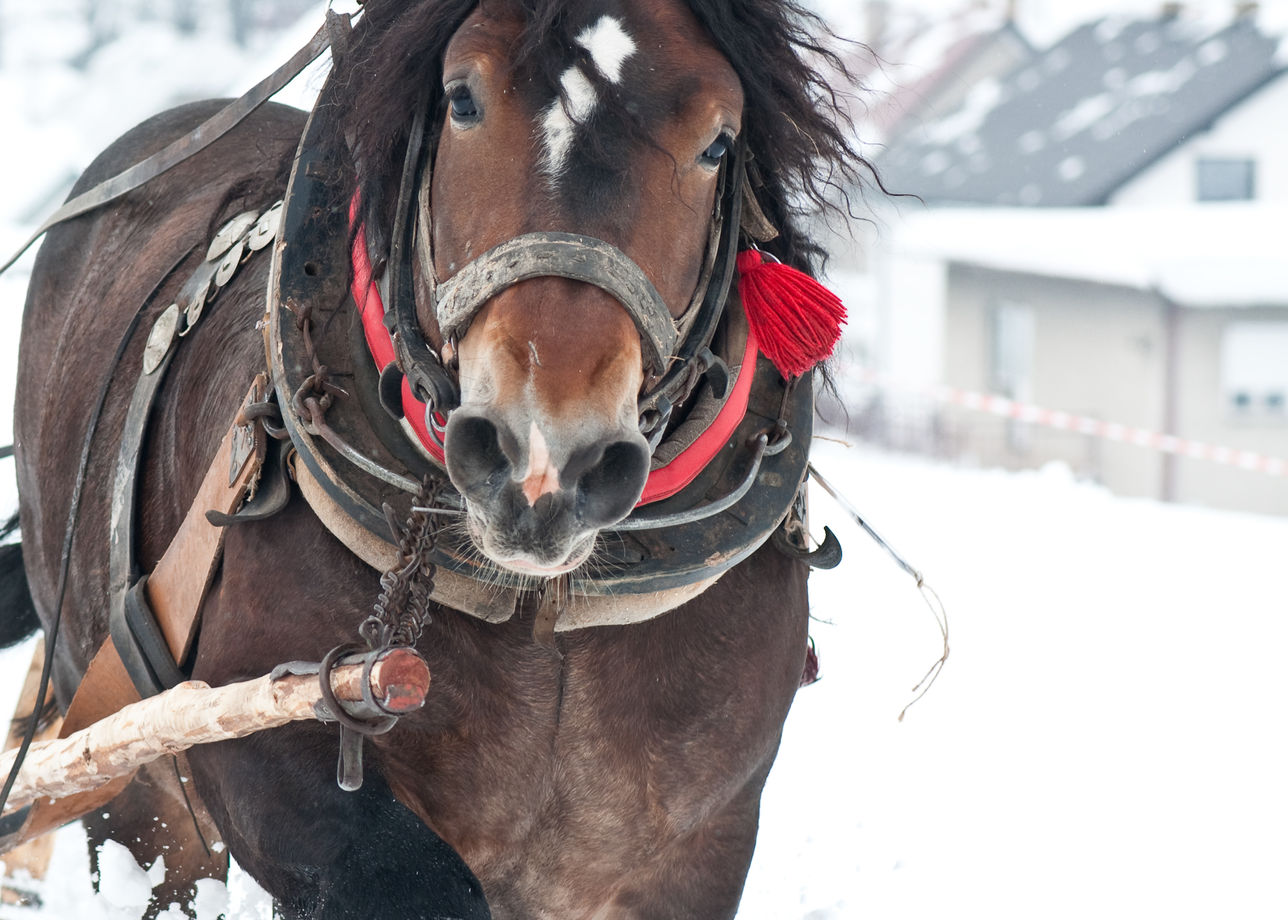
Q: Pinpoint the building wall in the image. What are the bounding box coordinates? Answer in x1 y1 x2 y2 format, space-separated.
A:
1173 307 1288 515
939 265 1288 515
1110 71 1288 206
943 264 1170 499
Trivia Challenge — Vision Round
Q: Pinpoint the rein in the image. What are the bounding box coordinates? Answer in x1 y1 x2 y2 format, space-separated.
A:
0 245 199 838
0 11 357 843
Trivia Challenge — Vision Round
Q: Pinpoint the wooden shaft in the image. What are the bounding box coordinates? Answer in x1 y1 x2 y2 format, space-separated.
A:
0 648 428 818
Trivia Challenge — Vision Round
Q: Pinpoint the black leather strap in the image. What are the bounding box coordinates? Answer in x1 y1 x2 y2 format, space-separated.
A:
111 576 186 697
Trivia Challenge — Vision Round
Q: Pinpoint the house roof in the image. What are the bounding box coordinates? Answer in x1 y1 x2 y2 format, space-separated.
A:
853 9 1033 145
887 202 1288 307
874 11 1287 206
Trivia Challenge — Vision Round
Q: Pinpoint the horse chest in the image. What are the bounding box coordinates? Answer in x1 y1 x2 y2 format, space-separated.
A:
383 574 806 915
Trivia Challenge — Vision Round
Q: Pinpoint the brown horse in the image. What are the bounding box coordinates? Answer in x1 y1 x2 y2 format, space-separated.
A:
3 1 874 916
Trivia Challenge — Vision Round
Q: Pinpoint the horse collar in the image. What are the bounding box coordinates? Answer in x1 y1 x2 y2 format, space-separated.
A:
267 79 813 630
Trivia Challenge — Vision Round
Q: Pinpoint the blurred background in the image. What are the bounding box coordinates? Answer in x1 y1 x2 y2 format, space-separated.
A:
815 0 1288 519
1 2 1286 919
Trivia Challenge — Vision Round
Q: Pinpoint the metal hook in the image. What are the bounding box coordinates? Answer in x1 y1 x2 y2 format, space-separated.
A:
771 524 843 569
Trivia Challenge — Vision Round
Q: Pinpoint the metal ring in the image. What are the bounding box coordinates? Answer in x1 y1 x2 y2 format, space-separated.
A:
317 644 398 736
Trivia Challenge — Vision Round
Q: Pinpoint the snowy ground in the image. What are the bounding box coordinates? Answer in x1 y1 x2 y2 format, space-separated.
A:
744 443 1288 919
3 3 1288 918
2 443 1286 918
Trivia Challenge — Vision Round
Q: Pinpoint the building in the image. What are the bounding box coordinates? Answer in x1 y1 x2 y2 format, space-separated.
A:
839 7 1288 515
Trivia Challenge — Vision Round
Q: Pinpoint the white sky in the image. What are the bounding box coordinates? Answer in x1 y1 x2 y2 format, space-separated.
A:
810 0 1287 47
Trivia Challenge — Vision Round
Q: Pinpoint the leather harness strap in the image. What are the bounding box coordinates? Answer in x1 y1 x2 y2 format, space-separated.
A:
149 377 269 668
7 378 269 848
434 232 678 374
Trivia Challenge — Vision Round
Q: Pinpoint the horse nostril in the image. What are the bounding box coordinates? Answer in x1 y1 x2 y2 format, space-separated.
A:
444 414 513 497
576 439 650 528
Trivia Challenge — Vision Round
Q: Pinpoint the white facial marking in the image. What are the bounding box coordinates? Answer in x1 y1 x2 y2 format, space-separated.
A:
521 421 561 506
578 15 636 83
539 15 636 178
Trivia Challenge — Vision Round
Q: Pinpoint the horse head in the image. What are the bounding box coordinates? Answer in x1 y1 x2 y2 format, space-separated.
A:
407 2 744 577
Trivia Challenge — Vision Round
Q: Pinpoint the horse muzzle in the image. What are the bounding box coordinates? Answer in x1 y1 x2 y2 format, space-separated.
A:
444 408 651 576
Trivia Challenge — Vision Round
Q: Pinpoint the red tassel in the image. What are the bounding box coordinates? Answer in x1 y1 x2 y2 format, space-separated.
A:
735 249 846 379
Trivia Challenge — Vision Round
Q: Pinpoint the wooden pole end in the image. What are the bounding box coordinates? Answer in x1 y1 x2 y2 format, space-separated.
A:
368 648 431 714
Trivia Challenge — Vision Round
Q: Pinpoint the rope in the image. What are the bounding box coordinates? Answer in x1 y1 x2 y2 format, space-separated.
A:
807 462 950 721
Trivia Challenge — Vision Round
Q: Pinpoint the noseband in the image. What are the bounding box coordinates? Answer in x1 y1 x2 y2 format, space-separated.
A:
383 103 745 438
433 232 677 373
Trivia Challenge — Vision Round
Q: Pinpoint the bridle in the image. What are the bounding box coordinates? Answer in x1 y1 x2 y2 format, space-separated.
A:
379 98 747 451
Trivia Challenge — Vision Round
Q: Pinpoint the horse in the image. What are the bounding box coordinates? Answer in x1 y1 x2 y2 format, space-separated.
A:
1 1 873 916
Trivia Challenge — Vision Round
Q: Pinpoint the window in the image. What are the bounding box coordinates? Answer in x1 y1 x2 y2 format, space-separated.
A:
1221 322 1288 421
1196 158 1256 202
991 302 1035 400
991 302 1036 451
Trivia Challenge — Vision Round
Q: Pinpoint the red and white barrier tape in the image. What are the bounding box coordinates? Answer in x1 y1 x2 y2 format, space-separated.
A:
844 369 1287 478
932 385 1286 476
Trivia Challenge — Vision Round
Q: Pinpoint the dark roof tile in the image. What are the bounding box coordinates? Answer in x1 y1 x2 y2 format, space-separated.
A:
876 14 1284 206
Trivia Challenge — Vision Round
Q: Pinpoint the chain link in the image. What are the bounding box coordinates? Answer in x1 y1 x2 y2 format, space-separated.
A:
361 477 442 652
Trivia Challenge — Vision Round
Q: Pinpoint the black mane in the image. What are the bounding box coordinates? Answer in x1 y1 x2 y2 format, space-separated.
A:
329 0 880 274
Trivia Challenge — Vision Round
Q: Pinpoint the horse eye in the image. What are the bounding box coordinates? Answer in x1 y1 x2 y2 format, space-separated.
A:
447 85 481 124
698 134 733 168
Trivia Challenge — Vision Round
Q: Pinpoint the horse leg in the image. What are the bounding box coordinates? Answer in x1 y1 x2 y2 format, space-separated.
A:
187 727 489 920
600 768 773 920
81 757 229 918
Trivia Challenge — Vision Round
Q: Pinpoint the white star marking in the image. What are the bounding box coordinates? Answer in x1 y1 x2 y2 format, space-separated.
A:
539 15 637 179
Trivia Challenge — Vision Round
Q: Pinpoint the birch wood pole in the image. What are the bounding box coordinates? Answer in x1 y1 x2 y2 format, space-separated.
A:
0 648 429 819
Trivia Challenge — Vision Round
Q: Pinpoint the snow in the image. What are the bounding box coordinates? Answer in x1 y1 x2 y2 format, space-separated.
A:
93 841 161 914
915 78 1004 147
1017 129 1046 154
889 203 1288 307
738 445 1288 920
1051 92 1116 141
1127 58 1197 98
1056 155 1085 181
4 3 1288 919
1197 37 1229 66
